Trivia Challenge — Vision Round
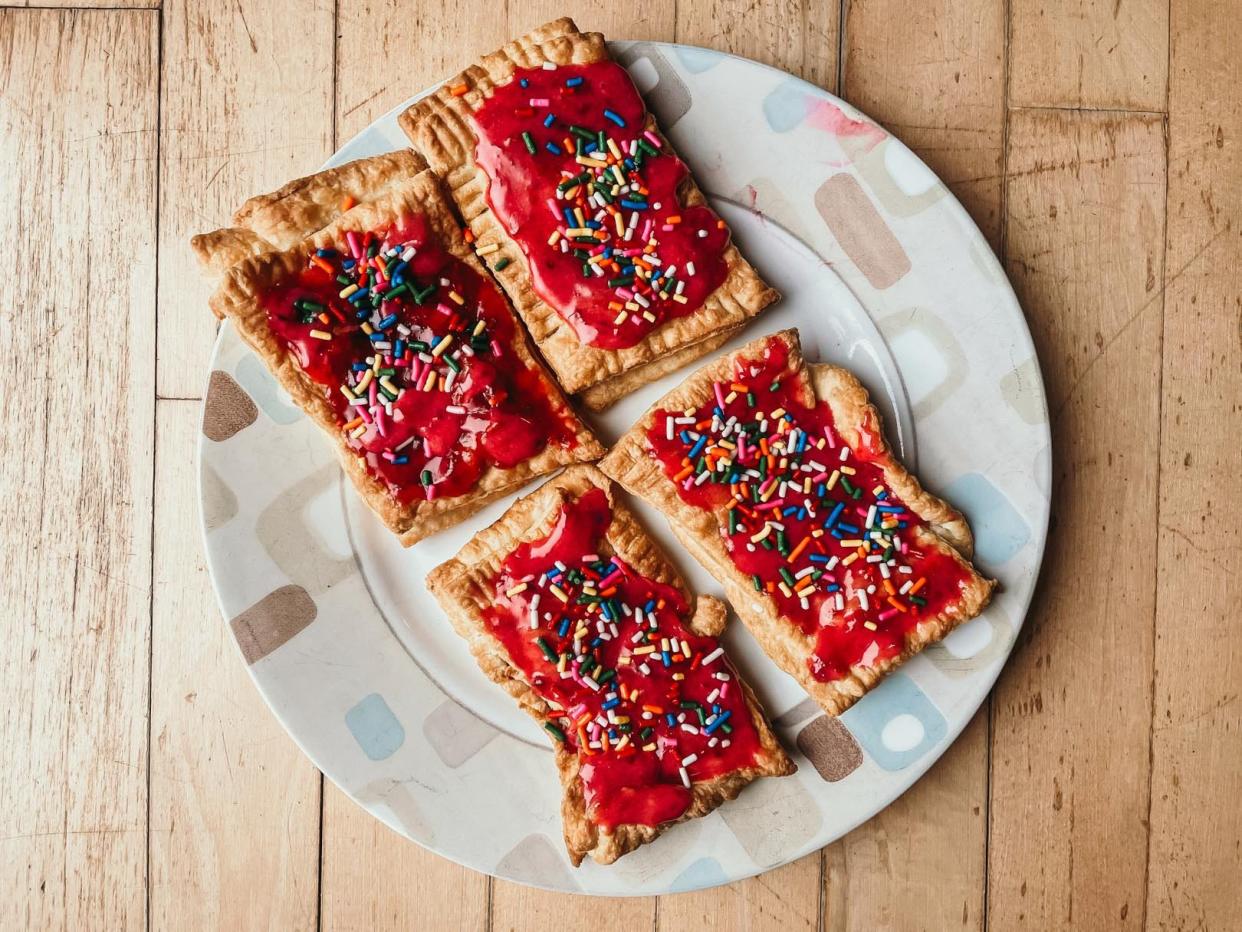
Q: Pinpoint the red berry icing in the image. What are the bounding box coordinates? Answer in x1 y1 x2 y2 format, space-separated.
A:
485 487 763 830
645 336 975 683
471 60 730 350
259 213 579 504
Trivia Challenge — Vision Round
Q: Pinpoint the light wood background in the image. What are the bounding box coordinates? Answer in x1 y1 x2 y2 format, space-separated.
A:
2 1 1238 929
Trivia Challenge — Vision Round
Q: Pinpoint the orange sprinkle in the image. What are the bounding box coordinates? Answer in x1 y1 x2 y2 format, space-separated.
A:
673 464 694 482
311 255 335 275
787 537 811 564
909 577 927 595
450 82 469 96
339 195 357 211
883 579 897 596
887 597 908 613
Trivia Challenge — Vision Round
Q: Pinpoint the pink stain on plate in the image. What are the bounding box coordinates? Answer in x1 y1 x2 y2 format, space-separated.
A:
805 98 886 152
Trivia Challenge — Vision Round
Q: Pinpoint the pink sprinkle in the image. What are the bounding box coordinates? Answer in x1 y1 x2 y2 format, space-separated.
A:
529 97 549 106
346 230 362 260
878 608 898 622
824 426 836 448
490 339 502 355
643 130 662 148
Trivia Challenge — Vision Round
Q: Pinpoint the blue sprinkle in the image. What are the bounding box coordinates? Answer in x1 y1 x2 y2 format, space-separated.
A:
378 313 398 329
545 142 562 155
543 113 556 127
704 710 731 735
603 108 625 127
565 76 584 87
826 502 846 526
393 455 408 465
620 199 647 210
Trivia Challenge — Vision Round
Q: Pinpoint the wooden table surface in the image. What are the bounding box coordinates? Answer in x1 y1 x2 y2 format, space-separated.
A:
3 1 1239 929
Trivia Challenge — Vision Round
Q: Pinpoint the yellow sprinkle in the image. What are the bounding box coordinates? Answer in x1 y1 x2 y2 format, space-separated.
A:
863 621 878 631
309 329 332 341
339 284 359 299
447 290 464 305
431 335 453 357
840 465 856 476
771 407 786 419
842 552 860 566
476 243 499 256
827 470 840 489
549 584 570 602
505 583 528 597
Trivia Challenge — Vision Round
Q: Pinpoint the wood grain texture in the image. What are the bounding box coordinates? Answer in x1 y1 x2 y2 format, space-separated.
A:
490 879 653 932
157 0 335 399
990 108 1165 930
823 711 989 932
1145 2 1242 928
319 781 487 931
1009 0 1169 111
814 6 1006 928
149 401 321 931
659 853 821 931
675 0 838 91
0 9 157 930
843 0 1006 245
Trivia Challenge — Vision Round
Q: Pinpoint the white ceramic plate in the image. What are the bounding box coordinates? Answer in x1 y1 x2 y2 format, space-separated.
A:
199 41 1050 896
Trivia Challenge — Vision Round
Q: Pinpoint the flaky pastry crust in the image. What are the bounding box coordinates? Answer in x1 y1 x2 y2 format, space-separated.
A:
197 159 603 545
600 330 996 715
399 18 778 404
427 465 794 866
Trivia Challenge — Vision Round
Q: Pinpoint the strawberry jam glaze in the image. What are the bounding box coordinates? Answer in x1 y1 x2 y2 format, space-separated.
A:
471 61 729 350
645 336 973 683
260 214 578 505
485 488 762 830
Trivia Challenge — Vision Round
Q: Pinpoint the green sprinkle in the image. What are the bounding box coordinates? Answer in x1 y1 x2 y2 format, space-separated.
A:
544 722 566 742
420 470 433 486
752 574 763 591
536 637 557 662
493 257 511 271
522 131 536 154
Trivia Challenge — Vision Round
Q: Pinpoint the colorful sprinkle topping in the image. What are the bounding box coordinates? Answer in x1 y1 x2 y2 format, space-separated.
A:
261 213 578 504
486 487 762 830
471 61 730 350
645 336 974 682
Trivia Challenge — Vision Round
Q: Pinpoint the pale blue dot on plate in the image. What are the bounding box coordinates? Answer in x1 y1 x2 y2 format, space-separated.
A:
944 472 1031 566
761 78 810 133
841 674 946 771
671 857 729 892
345 693 406 761
674 46 724 73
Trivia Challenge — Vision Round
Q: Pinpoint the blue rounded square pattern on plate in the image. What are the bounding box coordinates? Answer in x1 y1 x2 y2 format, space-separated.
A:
841 674 947 771
345 693 406 761
762 78 810 133
944 472 1031 566
671 857 729 892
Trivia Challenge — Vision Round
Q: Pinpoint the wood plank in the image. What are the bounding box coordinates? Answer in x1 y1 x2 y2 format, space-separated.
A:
331 9 671 929
1145 3 1242 928
650 7 836 923
792 6 1008 928
148 399 321 930
675 0 838 91
822 712 989 931
659 853 821 930
990 108 1165 930
157 0 335 399
843 0 1007 246
1009 0 1168 111
491 880 654 932
319 781 487 931
6 0 156 8
0 9 157 930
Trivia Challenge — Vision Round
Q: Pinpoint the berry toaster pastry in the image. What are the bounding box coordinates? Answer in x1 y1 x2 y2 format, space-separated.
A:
400 18 779 409
600 330 996 715
192 152 603 545
427 465 794 865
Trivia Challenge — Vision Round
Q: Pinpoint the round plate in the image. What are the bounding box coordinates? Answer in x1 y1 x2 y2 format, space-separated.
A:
200 41 1050 896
